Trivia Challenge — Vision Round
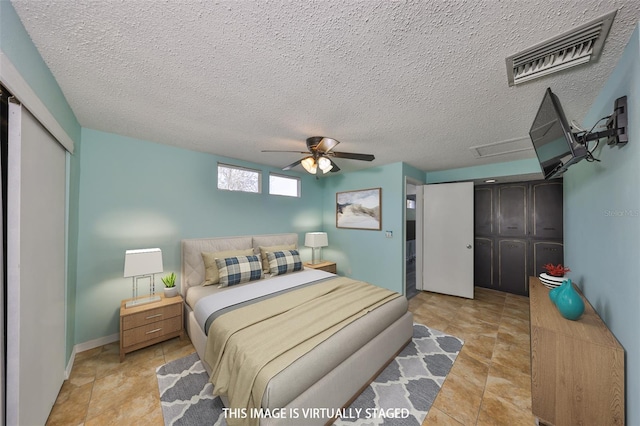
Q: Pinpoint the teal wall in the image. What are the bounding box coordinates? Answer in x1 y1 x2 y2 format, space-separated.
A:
403 162 427 186
426 158 541 183
75 129 324 342
564 24 640 424
321 162 408 295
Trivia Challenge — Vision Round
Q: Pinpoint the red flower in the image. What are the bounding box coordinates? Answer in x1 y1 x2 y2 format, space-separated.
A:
544 263 571 277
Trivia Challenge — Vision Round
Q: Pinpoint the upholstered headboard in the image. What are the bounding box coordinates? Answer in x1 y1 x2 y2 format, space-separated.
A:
180 233 299 295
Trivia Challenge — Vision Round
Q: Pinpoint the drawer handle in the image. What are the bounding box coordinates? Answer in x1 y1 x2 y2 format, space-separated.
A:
146 328 162 335
146 313 163 319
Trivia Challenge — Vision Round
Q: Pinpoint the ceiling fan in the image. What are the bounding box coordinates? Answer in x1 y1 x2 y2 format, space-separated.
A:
262 136 375 174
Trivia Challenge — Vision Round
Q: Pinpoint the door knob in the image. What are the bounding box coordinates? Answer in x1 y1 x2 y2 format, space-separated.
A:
466 244 472 249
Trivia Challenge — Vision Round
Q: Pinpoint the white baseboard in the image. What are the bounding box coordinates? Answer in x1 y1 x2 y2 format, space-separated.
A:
75 333 119 353
65 333 119 379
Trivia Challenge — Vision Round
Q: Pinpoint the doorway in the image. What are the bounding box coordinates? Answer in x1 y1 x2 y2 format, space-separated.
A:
406 182 418 299
406 180 475 299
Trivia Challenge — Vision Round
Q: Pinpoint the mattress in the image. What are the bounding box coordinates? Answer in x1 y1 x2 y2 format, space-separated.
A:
186 269 408 410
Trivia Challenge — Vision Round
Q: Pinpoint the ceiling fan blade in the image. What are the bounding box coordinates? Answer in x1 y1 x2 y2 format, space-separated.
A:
316 137 340 153
282 159 302 171
328 159 341 172
306 136 323 152
330 151 375 161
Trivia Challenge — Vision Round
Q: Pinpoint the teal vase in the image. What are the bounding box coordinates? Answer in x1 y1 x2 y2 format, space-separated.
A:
548 281 566 304
553 279 585 321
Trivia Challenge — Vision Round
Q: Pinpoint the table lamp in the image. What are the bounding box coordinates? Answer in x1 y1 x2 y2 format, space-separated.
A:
123 248 163 308
305 232 328 265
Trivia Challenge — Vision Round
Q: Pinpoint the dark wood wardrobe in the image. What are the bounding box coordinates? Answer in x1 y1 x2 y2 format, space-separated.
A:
474 179 563 296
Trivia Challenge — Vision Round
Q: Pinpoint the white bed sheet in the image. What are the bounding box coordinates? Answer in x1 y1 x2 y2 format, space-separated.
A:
191 268 334 332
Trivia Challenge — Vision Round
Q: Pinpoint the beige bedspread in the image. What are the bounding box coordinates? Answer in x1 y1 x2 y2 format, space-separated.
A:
204 276 400 426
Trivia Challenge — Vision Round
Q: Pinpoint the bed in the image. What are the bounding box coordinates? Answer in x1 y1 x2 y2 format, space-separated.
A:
181 233 413 426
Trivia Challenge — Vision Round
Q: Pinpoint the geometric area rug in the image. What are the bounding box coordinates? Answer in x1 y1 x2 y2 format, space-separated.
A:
156 324 463 426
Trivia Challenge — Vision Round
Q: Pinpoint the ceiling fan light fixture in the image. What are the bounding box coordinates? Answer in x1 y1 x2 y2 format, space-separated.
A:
265 136 374 174
318 156 333 173
301 156 317 174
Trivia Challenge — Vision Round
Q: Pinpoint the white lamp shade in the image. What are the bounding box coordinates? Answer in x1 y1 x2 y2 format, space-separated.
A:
317 156 333 173
301 156 317 174
305 232 328 248
124 248 163 277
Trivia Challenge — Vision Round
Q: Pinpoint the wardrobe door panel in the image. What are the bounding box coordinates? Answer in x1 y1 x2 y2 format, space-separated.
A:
474 237 494 288
531 241 564 277
498 185 527 237
498 239 528 295
474 187 493 236
532 181 563 239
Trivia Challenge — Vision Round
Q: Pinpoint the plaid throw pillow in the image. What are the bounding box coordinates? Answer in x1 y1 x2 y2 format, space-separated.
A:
215 255 263 287
267 250 302 276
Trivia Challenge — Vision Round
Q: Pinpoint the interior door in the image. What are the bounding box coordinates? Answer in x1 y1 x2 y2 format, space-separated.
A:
422 182 474 298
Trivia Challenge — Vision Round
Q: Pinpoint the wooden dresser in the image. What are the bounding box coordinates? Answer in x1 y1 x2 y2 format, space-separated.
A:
119 294 184 361
529 277 624 425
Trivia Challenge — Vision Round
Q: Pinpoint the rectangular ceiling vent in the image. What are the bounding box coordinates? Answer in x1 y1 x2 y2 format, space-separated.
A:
470 136 533 159
506 10 617 86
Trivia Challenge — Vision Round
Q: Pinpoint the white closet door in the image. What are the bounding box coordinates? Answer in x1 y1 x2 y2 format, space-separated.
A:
6 100 66 425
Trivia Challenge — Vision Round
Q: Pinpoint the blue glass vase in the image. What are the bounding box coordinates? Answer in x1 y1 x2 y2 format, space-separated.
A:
553 279 585 321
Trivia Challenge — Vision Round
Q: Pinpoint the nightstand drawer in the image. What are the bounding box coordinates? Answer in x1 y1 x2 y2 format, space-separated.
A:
122 316 182 348
122 303 181 330
320 264 337 273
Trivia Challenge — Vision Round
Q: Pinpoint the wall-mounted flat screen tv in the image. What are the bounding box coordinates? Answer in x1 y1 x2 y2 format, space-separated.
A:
529 88 587 179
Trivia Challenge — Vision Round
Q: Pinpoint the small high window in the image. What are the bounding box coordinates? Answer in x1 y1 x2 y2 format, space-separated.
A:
217 163 261 193
269 173 300 197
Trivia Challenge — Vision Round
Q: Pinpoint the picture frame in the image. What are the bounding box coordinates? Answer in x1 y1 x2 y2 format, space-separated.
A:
336 188 382 230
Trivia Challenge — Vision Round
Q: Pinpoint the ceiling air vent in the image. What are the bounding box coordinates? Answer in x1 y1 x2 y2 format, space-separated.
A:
506 10 617 86
470 136 533 159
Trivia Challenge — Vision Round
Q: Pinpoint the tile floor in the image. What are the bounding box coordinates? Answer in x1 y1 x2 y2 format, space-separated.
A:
46 287 534 425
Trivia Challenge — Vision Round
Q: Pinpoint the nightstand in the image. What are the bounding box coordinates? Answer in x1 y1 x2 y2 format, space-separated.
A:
119 293 184 362
303 261 337 274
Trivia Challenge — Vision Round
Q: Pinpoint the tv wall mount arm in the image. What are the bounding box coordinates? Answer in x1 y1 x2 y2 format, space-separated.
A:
574 96 628 147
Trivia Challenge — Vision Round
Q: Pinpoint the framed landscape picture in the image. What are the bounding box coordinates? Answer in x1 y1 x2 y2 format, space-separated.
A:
336 188 381 230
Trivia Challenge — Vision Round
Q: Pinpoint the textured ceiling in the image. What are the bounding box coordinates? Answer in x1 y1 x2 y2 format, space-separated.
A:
10 0 640 176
